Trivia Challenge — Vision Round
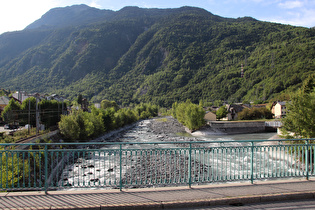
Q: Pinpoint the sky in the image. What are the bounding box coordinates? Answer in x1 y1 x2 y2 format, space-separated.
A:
1 0 315 35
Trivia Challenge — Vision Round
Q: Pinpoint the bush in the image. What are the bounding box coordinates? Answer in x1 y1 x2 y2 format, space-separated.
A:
59 102 159 141
0 151 30 188
238 107 273 120
216 106 228 120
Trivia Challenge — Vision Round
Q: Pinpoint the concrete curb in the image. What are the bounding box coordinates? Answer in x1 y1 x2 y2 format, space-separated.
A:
52 191 315 210
2 180 315 210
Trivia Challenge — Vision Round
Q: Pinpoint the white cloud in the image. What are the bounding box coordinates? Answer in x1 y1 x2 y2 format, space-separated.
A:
264 7 315 27
224 0 276 3
89 0 101 8
289 8 315 27
278 0 304 9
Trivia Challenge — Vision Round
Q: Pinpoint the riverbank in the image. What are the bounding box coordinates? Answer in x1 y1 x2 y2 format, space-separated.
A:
92 116 197 143
92 116 280 143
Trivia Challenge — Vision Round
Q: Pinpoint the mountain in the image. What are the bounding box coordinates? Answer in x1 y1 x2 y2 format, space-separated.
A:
0 5 314 107
25 4 115 30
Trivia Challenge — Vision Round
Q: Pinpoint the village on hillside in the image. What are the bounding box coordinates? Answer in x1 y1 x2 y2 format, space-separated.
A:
1 90 286 134
204 101 286 121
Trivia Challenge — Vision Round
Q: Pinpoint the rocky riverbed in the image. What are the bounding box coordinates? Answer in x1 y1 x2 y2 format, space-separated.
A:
59 117 211 189
59 117 282 189
92 116 279 144
93 116 197 143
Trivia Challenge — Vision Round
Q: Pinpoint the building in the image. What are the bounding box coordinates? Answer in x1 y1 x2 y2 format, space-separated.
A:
225 104 245 121
12 91 67 102
12 91 29 102
46 94 66 102
0 96 10 111
252 104 268 108
204 111 216 122
273 102 287 118
0 96 10 122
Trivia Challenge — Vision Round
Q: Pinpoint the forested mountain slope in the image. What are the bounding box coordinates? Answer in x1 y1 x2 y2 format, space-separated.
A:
0 5 314 107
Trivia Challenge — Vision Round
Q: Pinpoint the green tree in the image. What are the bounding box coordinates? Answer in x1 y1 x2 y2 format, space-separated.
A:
39 99 64 128
216 106 228 120
86 108 105 137
302 74 315 94
20 97 37 126
58 109 96 141
171 100 205 131
281 75 315 138
281 90 315 138
77 94 83 105
134 103 158 119
1 99 21 123
100 99 120 111
59 101 158 141
184 104 206 131
99 107 116 131
213 100 223 107
238 107 273 120
59 111 81 140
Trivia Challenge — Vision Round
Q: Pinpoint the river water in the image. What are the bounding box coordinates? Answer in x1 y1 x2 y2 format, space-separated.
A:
98 118 277 144
60 119 297 189
201 132 277 141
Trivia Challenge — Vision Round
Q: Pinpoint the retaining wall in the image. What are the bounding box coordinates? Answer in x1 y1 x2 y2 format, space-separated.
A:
208 121 266 134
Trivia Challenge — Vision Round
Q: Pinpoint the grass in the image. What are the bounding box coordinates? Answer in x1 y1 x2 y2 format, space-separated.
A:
155 118 168 122
0 127 47 143
176 132 193 137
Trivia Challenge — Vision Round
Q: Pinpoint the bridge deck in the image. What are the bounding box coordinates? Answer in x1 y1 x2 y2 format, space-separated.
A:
1 179 315 209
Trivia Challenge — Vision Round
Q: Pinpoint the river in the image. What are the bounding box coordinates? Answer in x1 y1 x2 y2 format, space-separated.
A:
95 116 278 144
60 117 288 189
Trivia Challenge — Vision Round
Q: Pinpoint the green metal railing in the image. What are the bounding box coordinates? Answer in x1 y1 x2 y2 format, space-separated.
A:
1 139 314 192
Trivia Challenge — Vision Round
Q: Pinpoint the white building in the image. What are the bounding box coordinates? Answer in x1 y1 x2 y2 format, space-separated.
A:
12 91 29 102
273 102 287 118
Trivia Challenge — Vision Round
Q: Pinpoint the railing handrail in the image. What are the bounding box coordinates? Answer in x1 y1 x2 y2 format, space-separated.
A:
1 138 314 192
1 138 315 147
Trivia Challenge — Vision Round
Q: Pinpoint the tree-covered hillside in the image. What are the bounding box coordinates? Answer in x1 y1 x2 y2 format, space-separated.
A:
0 5 314 107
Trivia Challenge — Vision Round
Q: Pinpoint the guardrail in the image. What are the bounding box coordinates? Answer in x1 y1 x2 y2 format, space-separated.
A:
265 121 283 128
1 139 314 192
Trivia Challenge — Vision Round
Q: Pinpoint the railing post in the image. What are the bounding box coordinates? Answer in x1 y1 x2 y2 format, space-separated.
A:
5 147 8 189
250 141 254 184
44 144 48 194
119 144 123 191
188 142 192 188
305 140 309 180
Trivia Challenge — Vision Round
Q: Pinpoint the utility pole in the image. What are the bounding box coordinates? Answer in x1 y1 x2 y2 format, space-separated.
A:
36 98 40 136
62 101 64 115
28 98 30 134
